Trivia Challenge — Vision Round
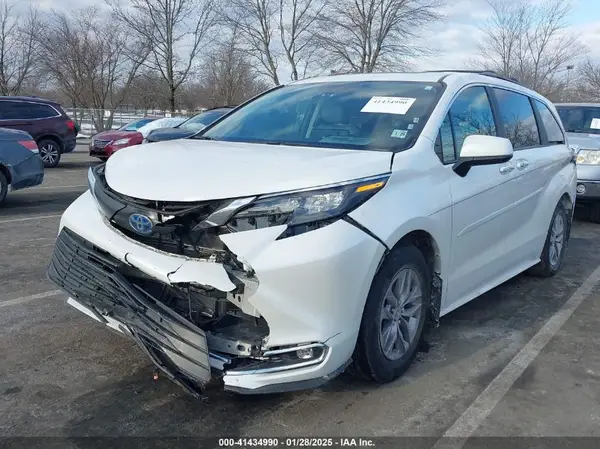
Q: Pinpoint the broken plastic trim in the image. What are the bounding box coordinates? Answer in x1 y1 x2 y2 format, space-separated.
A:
226 343 329 375
429 272 442 327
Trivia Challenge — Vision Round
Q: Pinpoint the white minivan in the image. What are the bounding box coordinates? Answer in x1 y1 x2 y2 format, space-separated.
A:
48 71 576 396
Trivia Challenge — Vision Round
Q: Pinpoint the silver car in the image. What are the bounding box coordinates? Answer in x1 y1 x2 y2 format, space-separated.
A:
556 103 600 222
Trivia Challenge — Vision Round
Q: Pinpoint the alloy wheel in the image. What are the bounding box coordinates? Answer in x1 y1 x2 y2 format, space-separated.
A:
379 268 423 361
549 212 565 267
40 143 59 166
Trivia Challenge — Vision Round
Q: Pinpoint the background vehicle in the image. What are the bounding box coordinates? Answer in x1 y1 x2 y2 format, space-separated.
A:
0 128 44 205
89 118 158 161
48 71 575 396
117 117 157 132
145 107 234 143
138 116 188 142
555 103 600 222
0 96 77 168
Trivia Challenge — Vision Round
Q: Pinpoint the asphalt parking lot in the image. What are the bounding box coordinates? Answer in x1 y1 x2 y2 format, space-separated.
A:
2 148 600 442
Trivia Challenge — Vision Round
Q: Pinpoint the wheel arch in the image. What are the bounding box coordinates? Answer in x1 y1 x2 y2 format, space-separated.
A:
376 226 445 327
0 163 12 185
37 134 64 152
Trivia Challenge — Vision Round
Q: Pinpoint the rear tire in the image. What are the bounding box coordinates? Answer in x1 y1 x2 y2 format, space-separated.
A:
527 202 570 277
349 245 430 383
589 203 600 224
0 170 7 205
38 139 61 168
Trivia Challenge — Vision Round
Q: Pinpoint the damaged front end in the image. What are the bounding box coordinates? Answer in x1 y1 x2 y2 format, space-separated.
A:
48 165 329 396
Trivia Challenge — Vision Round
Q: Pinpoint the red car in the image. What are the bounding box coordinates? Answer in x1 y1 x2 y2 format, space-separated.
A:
89 117 157 161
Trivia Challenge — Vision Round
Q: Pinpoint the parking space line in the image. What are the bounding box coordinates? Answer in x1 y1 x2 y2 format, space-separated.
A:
432 263 600 448
0 214 62 225
0 290 63 309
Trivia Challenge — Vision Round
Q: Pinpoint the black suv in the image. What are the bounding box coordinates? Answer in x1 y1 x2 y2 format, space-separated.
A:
0 96 78 167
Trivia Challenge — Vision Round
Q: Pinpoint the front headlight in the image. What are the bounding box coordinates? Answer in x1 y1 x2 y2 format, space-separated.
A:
112 138 131 146
227 174 390 237
576 149 600 165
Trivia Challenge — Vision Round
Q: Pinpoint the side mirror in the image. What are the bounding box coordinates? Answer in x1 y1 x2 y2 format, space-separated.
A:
452 135 514 177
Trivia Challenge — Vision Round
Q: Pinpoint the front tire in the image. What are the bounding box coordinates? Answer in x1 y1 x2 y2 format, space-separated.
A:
528 202 570 277
0 170 7 205
349 245 430 383
38 139 61 168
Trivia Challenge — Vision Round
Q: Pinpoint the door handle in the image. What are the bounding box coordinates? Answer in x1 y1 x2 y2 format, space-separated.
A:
499 165 515 175
515 159 529 170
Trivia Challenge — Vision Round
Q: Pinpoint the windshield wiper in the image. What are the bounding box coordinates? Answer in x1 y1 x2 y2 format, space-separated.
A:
194 135 214 140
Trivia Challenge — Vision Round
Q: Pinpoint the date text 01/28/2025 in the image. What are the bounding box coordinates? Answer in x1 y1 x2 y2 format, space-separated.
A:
218 438 376 447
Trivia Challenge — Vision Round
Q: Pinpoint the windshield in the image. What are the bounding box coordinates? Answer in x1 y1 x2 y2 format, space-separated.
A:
200 81 443 151
180 110 230 131
119 118 155 131
556 106 600 135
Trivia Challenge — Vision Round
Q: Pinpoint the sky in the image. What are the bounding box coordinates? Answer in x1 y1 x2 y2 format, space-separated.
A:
416 0 600 71
17 0 600 76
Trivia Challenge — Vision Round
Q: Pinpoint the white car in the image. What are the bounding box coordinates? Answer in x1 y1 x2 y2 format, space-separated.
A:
137 116 188 139
48 71 576 396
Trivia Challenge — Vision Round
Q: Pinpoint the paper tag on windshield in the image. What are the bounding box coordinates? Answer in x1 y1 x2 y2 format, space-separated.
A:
361 96 416 115
391 129 408 139
591 118 600 129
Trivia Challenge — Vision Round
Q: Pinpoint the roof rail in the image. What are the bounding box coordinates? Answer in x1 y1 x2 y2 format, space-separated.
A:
418 69 522 85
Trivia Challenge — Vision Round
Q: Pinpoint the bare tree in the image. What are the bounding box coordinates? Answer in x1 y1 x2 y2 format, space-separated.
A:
574 60 600 102
0 1 41 95
202 29 271 107
473 0 587 97
225 0 325 85
107 0 219 113
279 0 326 81
313 0 444 74
37 8 150 131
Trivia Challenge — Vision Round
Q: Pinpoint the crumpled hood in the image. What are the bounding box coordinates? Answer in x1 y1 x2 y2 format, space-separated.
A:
93 130 138 141
567 132 600 150
105 139 393 201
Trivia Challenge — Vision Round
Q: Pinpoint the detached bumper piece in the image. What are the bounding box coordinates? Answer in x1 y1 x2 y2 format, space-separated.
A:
47 228 212 397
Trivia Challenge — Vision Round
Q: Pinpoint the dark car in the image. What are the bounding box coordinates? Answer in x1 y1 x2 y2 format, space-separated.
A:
89 117 158 161
0 96 77 168
0 128 44 205
145 107 234 143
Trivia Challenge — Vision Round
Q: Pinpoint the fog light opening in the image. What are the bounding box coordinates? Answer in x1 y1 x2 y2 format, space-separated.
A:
577 184 586 194
296 347 314 360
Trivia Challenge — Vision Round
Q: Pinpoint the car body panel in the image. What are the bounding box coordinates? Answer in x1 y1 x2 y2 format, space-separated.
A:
0 127 44 192
105 139 393 201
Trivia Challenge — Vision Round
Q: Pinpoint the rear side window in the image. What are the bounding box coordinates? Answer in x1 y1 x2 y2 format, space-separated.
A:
0 101 58 120
492 88 540 149
534 100 564 144
435 86 497 164
29 103 59 118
